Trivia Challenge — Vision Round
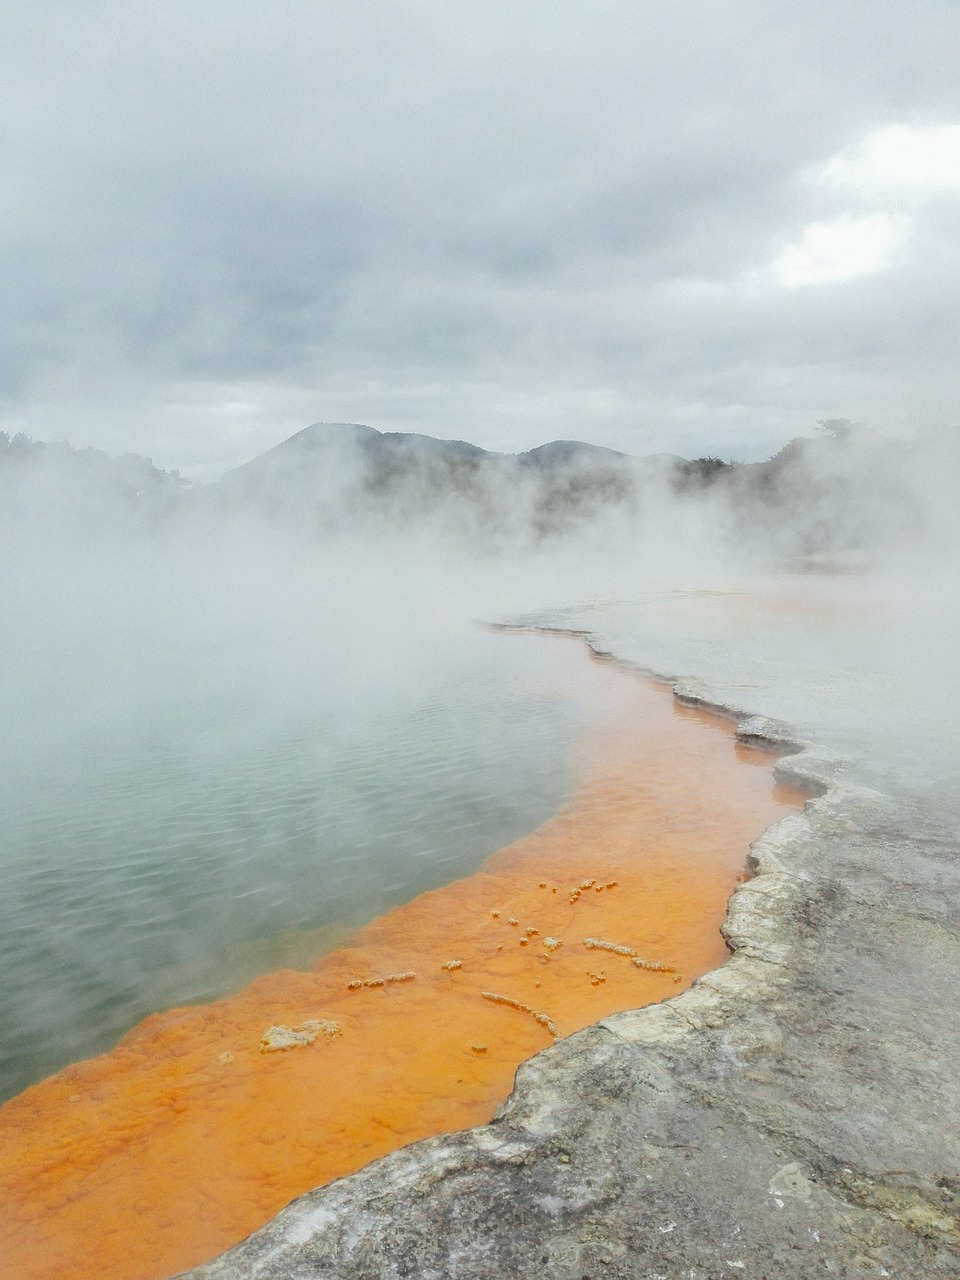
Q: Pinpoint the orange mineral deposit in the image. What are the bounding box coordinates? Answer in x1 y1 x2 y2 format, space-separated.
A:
0 637 806 1280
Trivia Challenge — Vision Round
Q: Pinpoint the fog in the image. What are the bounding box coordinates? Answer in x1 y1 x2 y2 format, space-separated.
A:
1 420 958 1100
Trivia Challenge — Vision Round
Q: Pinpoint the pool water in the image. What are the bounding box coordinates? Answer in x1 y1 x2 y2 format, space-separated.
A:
0 627 580 1102
0 635 805 1280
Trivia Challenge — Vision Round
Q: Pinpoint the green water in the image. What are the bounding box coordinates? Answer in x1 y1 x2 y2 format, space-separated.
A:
0 628 579 1102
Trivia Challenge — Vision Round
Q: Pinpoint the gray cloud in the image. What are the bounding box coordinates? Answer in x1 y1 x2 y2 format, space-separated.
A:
1 0 959 474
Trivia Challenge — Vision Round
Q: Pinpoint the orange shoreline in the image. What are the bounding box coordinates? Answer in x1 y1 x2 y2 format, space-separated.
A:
0 640 806 1280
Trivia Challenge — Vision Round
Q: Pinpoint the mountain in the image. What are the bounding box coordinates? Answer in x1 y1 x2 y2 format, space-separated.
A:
214 422 680 541
515 439 630 468
7 419 932 559
220 423 677 485
222 422 488 485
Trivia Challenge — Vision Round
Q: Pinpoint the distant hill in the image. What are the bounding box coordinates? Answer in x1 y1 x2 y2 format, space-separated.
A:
220 419 935 558
214 421 684 542
0 430 187 530
223 422 488 481
221 422 653 487
221 422 488 501
515 439 630 467
3 419 941 560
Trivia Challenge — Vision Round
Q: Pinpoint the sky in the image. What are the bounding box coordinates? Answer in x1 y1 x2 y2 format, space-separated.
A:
1 1 959 480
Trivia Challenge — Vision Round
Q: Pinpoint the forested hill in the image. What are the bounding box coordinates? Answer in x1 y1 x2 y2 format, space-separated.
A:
0 431 187 527
2 421 950 561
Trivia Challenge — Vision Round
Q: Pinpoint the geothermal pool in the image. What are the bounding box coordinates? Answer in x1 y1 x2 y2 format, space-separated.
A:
0 628 583 1104
0 630 804 1280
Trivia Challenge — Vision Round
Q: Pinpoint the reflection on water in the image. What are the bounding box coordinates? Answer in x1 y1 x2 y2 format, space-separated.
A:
0 632 578 1102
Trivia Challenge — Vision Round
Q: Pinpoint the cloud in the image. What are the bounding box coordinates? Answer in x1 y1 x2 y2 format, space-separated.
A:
771 214 904 287
1 2 959 473
763 123 960 288
821 124 960 199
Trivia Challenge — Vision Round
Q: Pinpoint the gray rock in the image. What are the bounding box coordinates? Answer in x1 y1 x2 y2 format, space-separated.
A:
180 615 960 1280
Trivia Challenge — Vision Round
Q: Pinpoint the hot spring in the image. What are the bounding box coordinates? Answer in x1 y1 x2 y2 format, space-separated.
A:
0 530 822 1280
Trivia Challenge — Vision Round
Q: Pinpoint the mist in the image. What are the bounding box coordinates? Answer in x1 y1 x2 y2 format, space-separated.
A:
2 419 959 1101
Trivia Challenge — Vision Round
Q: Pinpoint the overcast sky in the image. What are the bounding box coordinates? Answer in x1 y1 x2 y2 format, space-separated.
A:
1 1 959 478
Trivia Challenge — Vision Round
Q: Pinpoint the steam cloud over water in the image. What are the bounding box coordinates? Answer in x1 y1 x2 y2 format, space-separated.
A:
0 501 578 1099
1 420 958 1101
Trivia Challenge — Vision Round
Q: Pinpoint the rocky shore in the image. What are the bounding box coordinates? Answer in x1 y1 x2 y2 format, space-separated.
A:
182 599 960 1280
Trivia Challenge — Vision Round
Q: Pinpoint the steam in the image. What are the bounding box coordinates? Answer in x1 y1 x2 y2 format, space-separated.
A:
3 419 958 763
1 419 958 1102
